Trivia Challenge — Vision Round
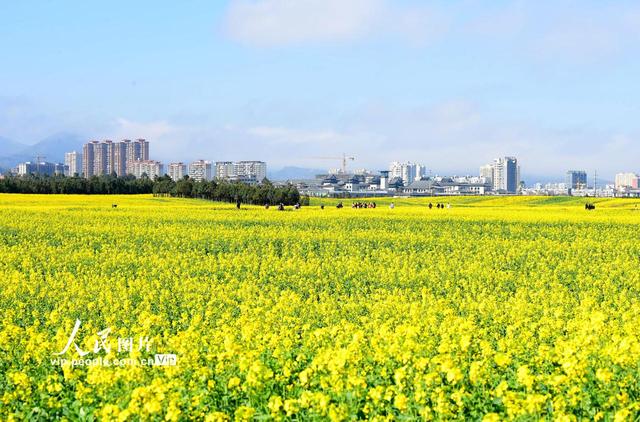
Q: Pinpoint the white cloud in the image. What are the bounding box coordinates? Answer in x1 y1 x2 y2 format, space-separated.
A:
110 118 175 140
224 0 444 46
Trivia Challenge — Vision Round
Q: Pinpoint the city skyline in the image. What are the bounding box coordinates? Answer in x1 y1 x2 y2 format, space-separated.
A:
2 1 640 176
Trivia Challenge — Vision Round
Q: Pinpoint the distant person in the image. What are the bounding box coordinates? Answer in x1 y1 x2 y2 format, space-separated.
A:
389 202 395 209
278 203 285 211
447 203 451 209
265 203 270 209
429 203 433 209
294 203 300 210
320 204 325 210
336 202 343 209
236 199 241 210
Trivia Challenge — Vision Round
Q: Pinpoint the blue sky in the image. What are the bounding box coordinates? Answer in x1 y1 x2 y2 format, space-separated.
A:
1 0 640 178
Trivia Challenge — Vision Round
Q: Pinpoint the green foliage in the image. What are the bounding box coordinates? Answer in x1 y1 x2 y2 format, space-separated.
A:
0 174 301 205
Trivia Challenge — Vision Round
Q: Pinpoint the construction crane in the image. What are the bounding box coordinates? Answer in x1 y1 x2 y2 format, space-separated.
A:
307 153 355 174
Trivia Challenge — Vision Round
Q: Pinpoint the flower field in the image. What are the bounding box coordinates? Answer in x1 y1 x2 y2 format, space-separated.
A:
1 194 640 421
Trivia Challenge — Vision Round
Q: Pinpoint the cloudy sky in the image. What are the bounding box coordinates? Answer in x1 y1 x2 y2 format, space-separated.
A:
1 0 640 179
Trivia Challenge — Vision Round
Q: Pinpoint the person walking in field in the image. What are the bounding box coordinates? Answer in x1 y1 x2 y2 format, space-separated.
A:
389 202 395 209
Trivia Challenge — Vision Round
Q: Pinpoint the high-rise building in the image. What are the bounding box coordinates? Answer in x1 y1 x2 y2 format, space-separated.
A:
128 160 164 179
215 161 235 179
93 141 109 176
234 161 267 181
389 161 424 186
615 172 639 190
566 170 587 190
479 164 494 185
82 141 97 177
64 151 81 177
189 160 213 182
124 139 149 164
416 164 428 181
168 162 187 181
113 142 128 176
81 139 151 178
490 157 519 193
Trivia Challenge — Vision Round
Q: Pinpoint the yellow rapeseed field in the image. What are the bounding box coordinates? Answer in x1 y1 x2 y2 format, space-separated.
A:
1 194 640 421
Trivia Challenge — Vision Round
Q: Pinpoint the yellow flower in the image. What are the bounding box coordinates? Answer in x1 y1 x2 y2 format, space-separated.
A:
482 412 501 422
394 393 408 411
494 353 511 368
516 365 534 389
268 395 283 415
234 406 255 421
227 376 241 389
596 368 612 384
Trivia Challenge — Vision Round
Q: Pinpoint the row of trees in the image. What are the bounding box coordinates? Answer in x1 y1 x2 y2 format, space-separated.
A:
153 175 303 205
0 174 304 205
0 174 154 194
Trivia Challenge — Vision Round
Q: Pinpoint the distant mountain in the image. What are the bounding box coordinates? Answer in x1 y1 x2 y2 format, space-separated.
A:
25 132 84 162
0 132 84 170
0 137 27 156
268 166 326 181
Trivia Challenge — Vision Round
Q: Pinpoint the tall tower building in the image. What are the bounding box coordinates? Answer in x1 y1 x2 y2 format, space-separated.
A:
124 139 150 175
389 161 422 186
93 141 109 176
492 157 519 193
82 141 97 177
113 142 128 176
82 139 152 178
566 170 587 190
64 151 81 177
479 164 494 185
138 139 149 161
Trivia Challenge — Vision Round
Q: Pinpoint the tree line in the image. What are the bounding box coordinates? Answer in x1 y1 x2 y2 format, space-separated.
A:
0 174 303 205
152 175 303 205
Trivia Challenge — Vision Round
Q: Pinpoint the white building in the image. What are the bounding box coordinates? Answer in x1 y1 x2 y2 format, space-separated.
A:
189 160 213 182
486 157 520 193
615 172 639 190
128 160 164 179
64 151 81 177
168 162 187 181
389 161 426 186
479 164 494 185
215 161 235 179
233 161 267 181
